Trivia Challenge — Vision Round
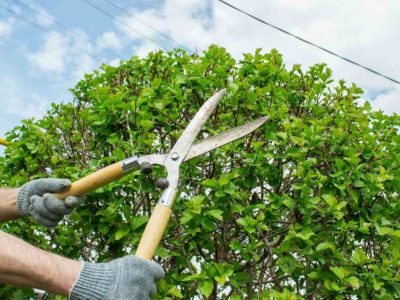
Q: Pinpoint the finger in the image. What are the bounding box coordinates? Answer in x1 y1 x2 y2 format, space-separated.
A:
29 195 42 207
34 178 71 194
30 197 64 221
65 195 85 208
148 282 157 296
148 261 165 281
139 292 150 300
43 194 72 215
31 210 60 228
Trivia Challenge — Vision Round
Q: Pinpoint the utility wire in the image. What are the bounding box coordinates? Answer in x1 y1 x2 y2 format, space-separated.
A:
0 3 101 62
218 0 400 85
81 0 168 51
13 0 124 60
103 0 190 52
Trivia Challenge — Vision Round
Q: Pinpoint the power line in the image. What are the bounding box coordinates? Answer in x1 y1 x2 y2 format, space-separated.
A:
13 0 124 61
0 3 101 62
217 0 400 85
81 0 168 51
103 0 190 52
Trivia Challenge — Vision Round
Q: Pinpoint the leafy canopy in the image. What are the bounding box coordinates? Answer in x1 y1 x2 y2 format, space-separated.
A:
1 46 400 299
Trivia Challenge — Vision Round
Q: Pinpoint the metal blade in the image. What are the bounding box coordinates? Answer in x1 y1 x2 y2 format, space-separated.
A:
165 89 226 166
184 116 268 161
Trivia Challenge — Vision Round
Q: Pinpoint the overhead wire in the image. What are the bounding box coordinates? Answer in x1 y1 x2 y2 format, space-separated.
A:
217 0 400 85
102 0 191 52
81 0 168 51
13 0 124 60
0 3 101 62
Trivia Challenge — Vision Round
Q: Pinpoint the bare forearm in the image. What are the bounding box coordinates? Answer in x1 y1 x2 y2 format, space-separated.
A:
0 188 20 223
0 230 81 295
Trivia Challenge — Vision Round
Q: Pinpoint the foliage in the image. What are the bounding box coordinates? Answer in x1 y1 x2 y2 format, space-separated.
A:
1 46 400 299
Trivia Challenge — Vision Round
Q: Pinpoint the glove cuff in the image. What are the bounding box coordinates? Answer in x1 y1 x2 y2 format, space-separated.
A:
16 186 31 216
69 262 114 300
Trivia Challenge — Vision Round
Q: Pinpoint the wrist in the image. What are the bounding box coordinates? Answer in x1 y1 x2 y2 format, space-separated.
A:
37 254 82 296
0 188 21 222
56 259 82 296
33 252 82 296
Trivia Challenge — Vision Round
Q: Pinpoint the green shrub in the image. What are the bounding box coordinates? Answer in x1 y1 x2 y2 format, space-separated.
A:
1 46 400 299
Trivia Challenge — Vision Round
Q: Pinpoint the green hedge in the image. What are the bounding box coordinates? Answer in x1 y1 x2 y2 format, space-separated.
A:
1 46 400 299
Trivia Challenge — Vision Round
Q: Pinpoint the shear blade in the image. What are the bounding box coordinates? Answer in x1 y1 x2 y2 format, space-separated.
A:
166 89 226 164
184 116 267 161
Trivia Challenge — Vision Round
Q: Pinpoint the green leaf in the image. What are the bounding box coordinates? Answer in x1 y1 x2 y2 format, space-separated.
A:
296 227 315 241
375 224 400 237
215 267 233 285
324 280 341 291
141 87 153 97
330 266 347 280
351 248 371 265
206 209 224 221
115 229 129 241
154 246 169 258
229 240 242 251
231 204 245 213
345 276 360 289
181 210 196 224
166 286 183 298
198 280 214 297
202 178 219 189
322 194 338 208
316 242 336 252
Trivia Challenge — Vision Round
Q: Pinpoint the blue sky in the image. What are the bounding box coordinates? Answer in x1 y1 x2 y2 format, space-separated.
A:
1 0 400 154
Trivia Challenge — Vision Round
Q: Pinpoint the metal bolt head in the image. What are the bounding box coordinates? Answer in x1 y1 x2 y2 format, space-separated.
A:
171 152 179 160
140 161 152 174
156 178 169 189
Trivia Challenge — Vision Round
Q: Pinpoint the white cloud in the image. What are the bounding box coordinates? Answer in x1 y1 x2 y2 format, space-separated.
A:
113 0 400 113
371 87 400 114
25 29 97 83
0 75 49 118
108 58 122 67
97 31 122 50
26 31 66 73
0 17 14 38
68 29 97 82
28 1 54 27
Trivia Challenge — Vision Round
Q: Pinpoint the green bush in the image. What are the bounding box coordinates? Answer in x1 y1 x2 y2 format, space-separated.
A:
1 46 400 299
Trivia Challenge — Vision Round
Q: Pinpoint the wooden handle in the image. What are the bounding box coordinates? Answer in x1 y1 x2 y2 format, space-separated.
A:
136 204 172 259
54 162 125 199
0 138 10 146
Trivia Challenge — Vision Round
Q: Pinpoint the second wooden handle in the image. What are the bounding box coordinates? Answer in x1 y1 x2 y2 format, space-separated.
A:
54 162 125 199
135 204 172 259
0 138 10 146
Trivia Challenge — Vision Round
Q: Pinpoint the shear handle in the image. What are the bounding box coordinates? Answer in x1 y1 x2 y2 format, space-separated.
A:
53 157 140 199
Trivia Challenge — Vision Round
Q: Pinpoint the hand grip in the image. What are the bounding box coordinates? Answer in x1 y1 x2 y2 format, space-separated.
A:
54 162 125 199
135 204 172 259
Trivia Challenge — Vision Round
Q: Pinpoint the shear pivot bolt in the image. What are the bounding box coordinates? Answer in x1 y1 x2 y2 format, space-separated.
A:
156 178 169 189
171 152 179 160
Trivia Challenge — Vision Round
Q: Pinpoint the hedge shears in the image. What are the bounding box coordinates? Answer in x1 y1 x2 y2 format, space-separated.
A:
54 89 267 259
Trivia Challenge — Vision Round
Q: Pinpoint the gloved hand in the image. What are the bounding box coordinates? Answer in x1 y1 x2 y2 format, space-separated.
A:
70 256 165 300
17 178 84 228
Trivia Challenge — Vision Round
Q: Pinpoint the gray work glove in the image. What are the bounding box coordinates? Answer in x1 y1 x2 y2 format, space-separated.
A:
70 256 165 300
17 178 84 228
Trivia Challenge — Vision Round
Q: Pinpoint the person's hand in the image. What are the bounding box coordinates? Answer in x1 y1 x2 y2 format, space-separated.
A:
70 256 165 300
17 178 84 227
